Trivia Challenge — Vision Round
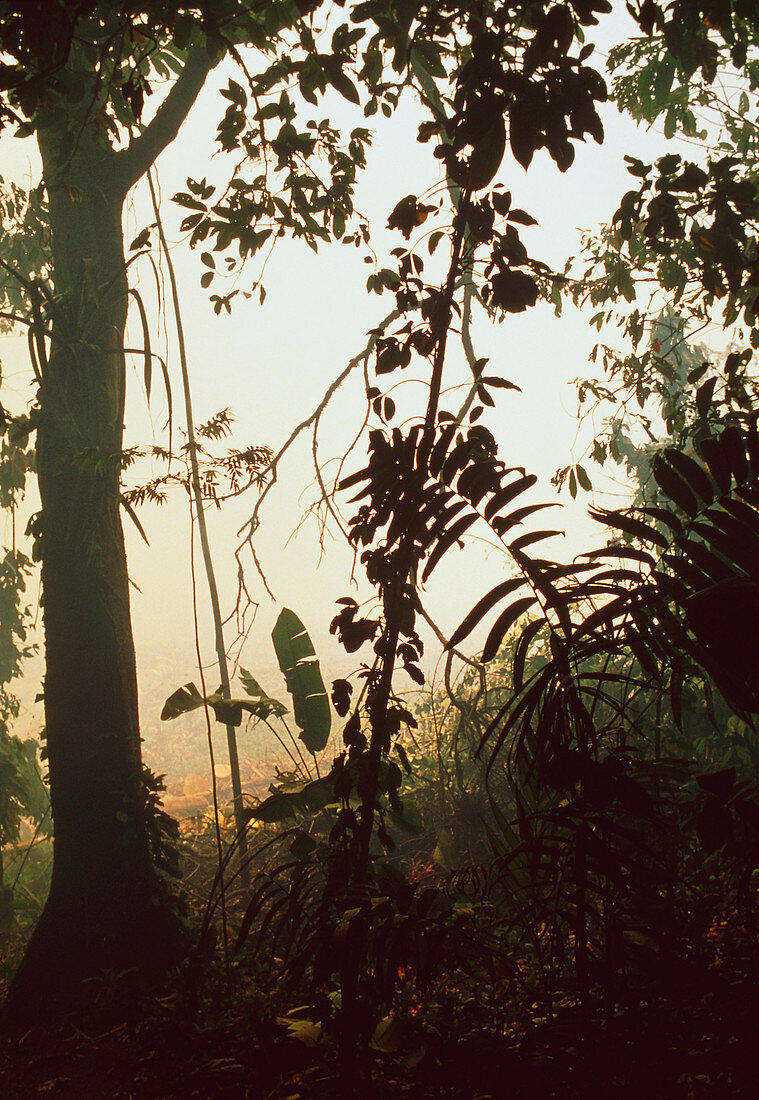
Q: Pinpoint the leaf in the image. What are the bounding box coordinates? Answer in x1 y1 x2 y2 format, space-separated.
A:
209 697 243 727
396 742 412 774
499 501 560 532
512 617 545 692
482 597 539 662
488 269 539 313
428 423 458 478
669 661 684 730
698 435 731 494
238 668 288 718
467 114 506 189
129 227 151 251
512 550 572 636
583 545 656 568
421 511 478 582
484 474 537 522
388 194 421 239
721 425 748 485
161 682 204 720
447 577 528 649
389 801 424 835
290 829 317 859
127 288 153 403
120 495 150 546
507 208 539 226
481 375 521 392
370 1014 408 1053
661 449 714 505
696 376 717 418
506 529 562 552
331 677 352 717
696 768 736 801
432 829 459 871
272 609 331 753
590 507 669 549
653 453 699 516
276 1017 323 1046
251 775 335 823
509 102 538 169
696 801 733 853
329 68 360 104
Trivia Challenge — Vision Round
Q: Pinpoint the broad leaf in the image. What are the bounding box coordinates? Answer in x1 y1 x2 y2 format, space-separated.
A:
272 609 331 753
250 774 336 822
160 682 203 720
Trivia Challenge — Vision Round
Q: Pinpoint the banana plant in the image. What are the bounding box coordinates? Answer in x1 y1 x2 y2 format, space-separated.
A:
161 608 331 810
270 608 331 755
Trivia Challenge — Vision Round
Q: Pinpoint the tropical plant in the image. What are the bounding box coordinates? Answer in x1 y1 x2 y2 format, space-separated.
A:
448 407 759 1005
162 607 331 799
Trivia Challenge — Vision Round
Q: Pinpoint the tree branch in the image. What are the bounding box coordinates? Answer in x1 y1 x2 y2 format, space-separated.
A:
116 45 219 191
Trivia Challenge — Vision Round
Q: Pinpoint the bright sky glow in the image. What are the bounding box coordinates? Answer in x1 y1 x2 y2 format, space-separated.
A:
0 7 676 771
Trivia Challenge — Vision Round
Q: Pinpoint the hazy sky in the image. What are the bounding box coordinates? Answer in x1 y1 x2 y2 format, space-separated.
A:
0 6 672 749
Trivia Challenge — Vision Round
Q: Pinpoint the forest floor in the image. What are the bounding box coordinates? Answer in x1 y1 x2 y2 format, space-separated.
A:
1 958 758 1099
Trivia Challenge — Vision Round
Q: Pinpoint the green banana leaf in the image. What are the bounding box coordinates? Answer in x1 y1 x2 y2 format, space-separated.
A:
271 608 331 753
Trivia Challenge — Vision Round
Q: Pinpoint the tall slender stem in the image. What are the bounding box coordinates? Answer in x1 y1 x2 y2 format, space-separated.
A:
148 171 249 879
355 188 473 879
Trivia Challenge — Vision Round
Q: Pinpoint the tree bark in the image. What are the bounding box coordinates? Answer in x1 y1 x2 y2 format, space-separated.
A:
4 45 213 1017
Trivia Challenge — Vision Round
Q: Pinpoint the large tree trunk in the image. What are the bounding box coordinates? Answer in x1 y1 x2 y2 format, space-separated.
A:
5 68 188 1018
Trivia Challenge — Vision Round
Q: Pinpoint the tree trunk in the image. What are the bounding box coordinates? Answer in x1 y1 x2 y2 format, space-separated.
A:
5 78 184 1018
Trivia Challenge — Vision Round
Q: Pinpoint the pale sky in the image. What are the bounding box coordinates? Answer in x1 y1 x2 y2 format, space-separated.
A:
0 7 673 771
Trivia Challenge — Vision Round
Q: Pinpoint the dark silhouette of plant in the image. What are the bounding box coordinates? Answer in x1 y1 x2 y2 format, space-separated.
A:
448 408 759 1006
228 0 613 1046
555 2 759 498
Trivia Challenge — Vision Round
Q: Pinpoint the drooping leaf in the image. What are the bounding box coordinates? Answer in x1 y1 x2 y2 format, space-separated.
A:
127 288 153 403
698 435 732 494
482 596 539 662
512 617 545 693
161 682 204 720
421 510 478 581
208 696 243 727
507 529 562 552
432 828 459 870
662 448 714 506
509 101 538 169
721 425 748 485
669 660 684 730
484 474 537 522
590 507 669 549
467 114 507 189
653 453 699 516
120 495 150 546
488 268 539 313
331 677 353 717
447 577 528 649
696 801 733 853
